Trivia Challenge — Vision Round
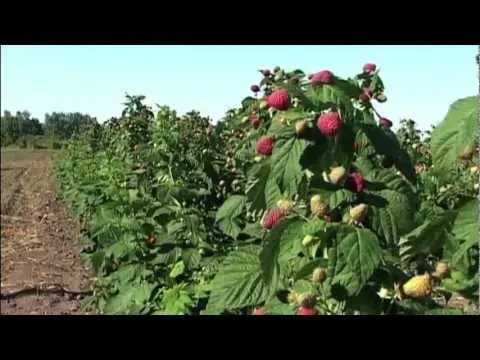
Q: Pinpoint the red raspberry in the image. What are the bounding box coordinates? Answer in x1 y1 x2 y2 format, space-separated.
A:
345 172 365 193
359 88 373 104
262 208 286 230
250 85 260 93
256 136 275 156
267 89 290 111
252 308 267 315
317 111 343 136
363 63 376 74
311 70 334 85
296 307 319 316
249 114 262 129
379 117 393 129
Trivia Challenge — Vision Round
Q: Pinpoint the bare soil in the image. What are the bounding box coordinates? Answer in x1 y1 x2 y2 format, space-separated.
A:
1 150 94 315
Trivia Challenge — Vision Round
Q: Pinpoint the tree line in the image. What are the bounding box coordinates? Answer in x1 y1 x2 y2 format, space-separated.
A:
1 110 98 147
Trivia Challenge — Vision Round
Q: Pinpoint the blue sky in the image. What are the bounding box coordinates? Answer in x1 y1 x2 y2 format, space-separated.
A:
1 45 477 130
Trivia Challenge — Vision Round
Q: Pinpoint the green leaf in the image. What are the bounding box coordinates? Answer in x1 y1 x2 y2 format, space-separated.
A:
440 272 479 296
215 195 247 239
329 189 355 209
328 228 382 296
270 136 308 195
169 261 185 278
368 189 417 247
260 218 301 296
278 219 307 263
294 258 327 281
246 163 271 212
263 296 294 315
205 246 269 313
152 247 182 265
424 308 464 315
104 281 154 314
398 210 457 263
241 222 263 239
264 176 283 210
358 124 416 183
305 84 353 115
182 249 202 270
430 96 477 171
241 96 257 110
160 285 194 315
452 198 477 245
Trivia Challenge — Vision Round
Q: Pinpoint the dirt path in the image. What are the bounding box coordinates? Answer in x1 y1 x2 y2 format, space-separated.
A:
1 150 93 315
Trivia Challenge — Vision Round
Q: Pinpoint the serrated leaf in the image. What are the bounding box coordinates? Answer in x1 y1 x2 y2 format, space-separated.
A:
452 198 477 245
292 279 318 295
294 258 327 281
260 218 301 296
104 281 154 314
182 249 201 270
152 247 182 265
215 195 247 239
440 272 479 295
398 210 456 263
206 246 269 313
169 261 185 278
246 163 271 212
241 222 263 239
263 297 294 315
161 285 194 315
425 308 464 315
358 124 416 183
328 228 382 296
270 136 308 195
305 84 353 116
329 189 355 209
264 176 283 209
430 96 477 171
368 189 417 247
277 218 307 263
241 96 257 110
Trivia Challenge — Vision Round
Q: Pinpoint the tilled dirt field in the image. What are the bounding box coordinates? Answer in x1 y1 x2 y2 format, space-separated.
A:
1 150 93 315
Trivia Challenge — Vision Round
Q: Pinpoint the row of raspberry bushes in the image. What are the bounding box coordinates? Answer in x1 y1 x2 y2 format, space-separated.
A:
54 96 248 314
54 65 478 315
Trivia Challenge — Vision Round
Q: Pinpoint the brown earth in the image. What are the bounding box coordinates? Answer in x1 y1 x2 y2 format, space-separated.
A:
1 150 94 315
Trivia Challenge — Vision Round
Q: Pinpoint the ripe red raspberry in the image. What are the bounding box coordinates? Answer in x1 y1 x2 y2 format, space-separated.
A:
249 114 262 129
345 172 365 193
262 208 286 230
311 70 334 85
260 69 271 77
363 63 376 74
296 307 319 316
250 84 260 93
256 136 275 156
379 117 393 129
359 88 373 104
317 111 343 136
267 89 290 111
252 307 267 315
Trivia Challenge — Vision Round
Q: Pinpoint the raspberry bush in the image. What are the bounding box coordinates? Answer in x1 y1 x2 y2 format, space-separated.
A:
52 65 478 315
